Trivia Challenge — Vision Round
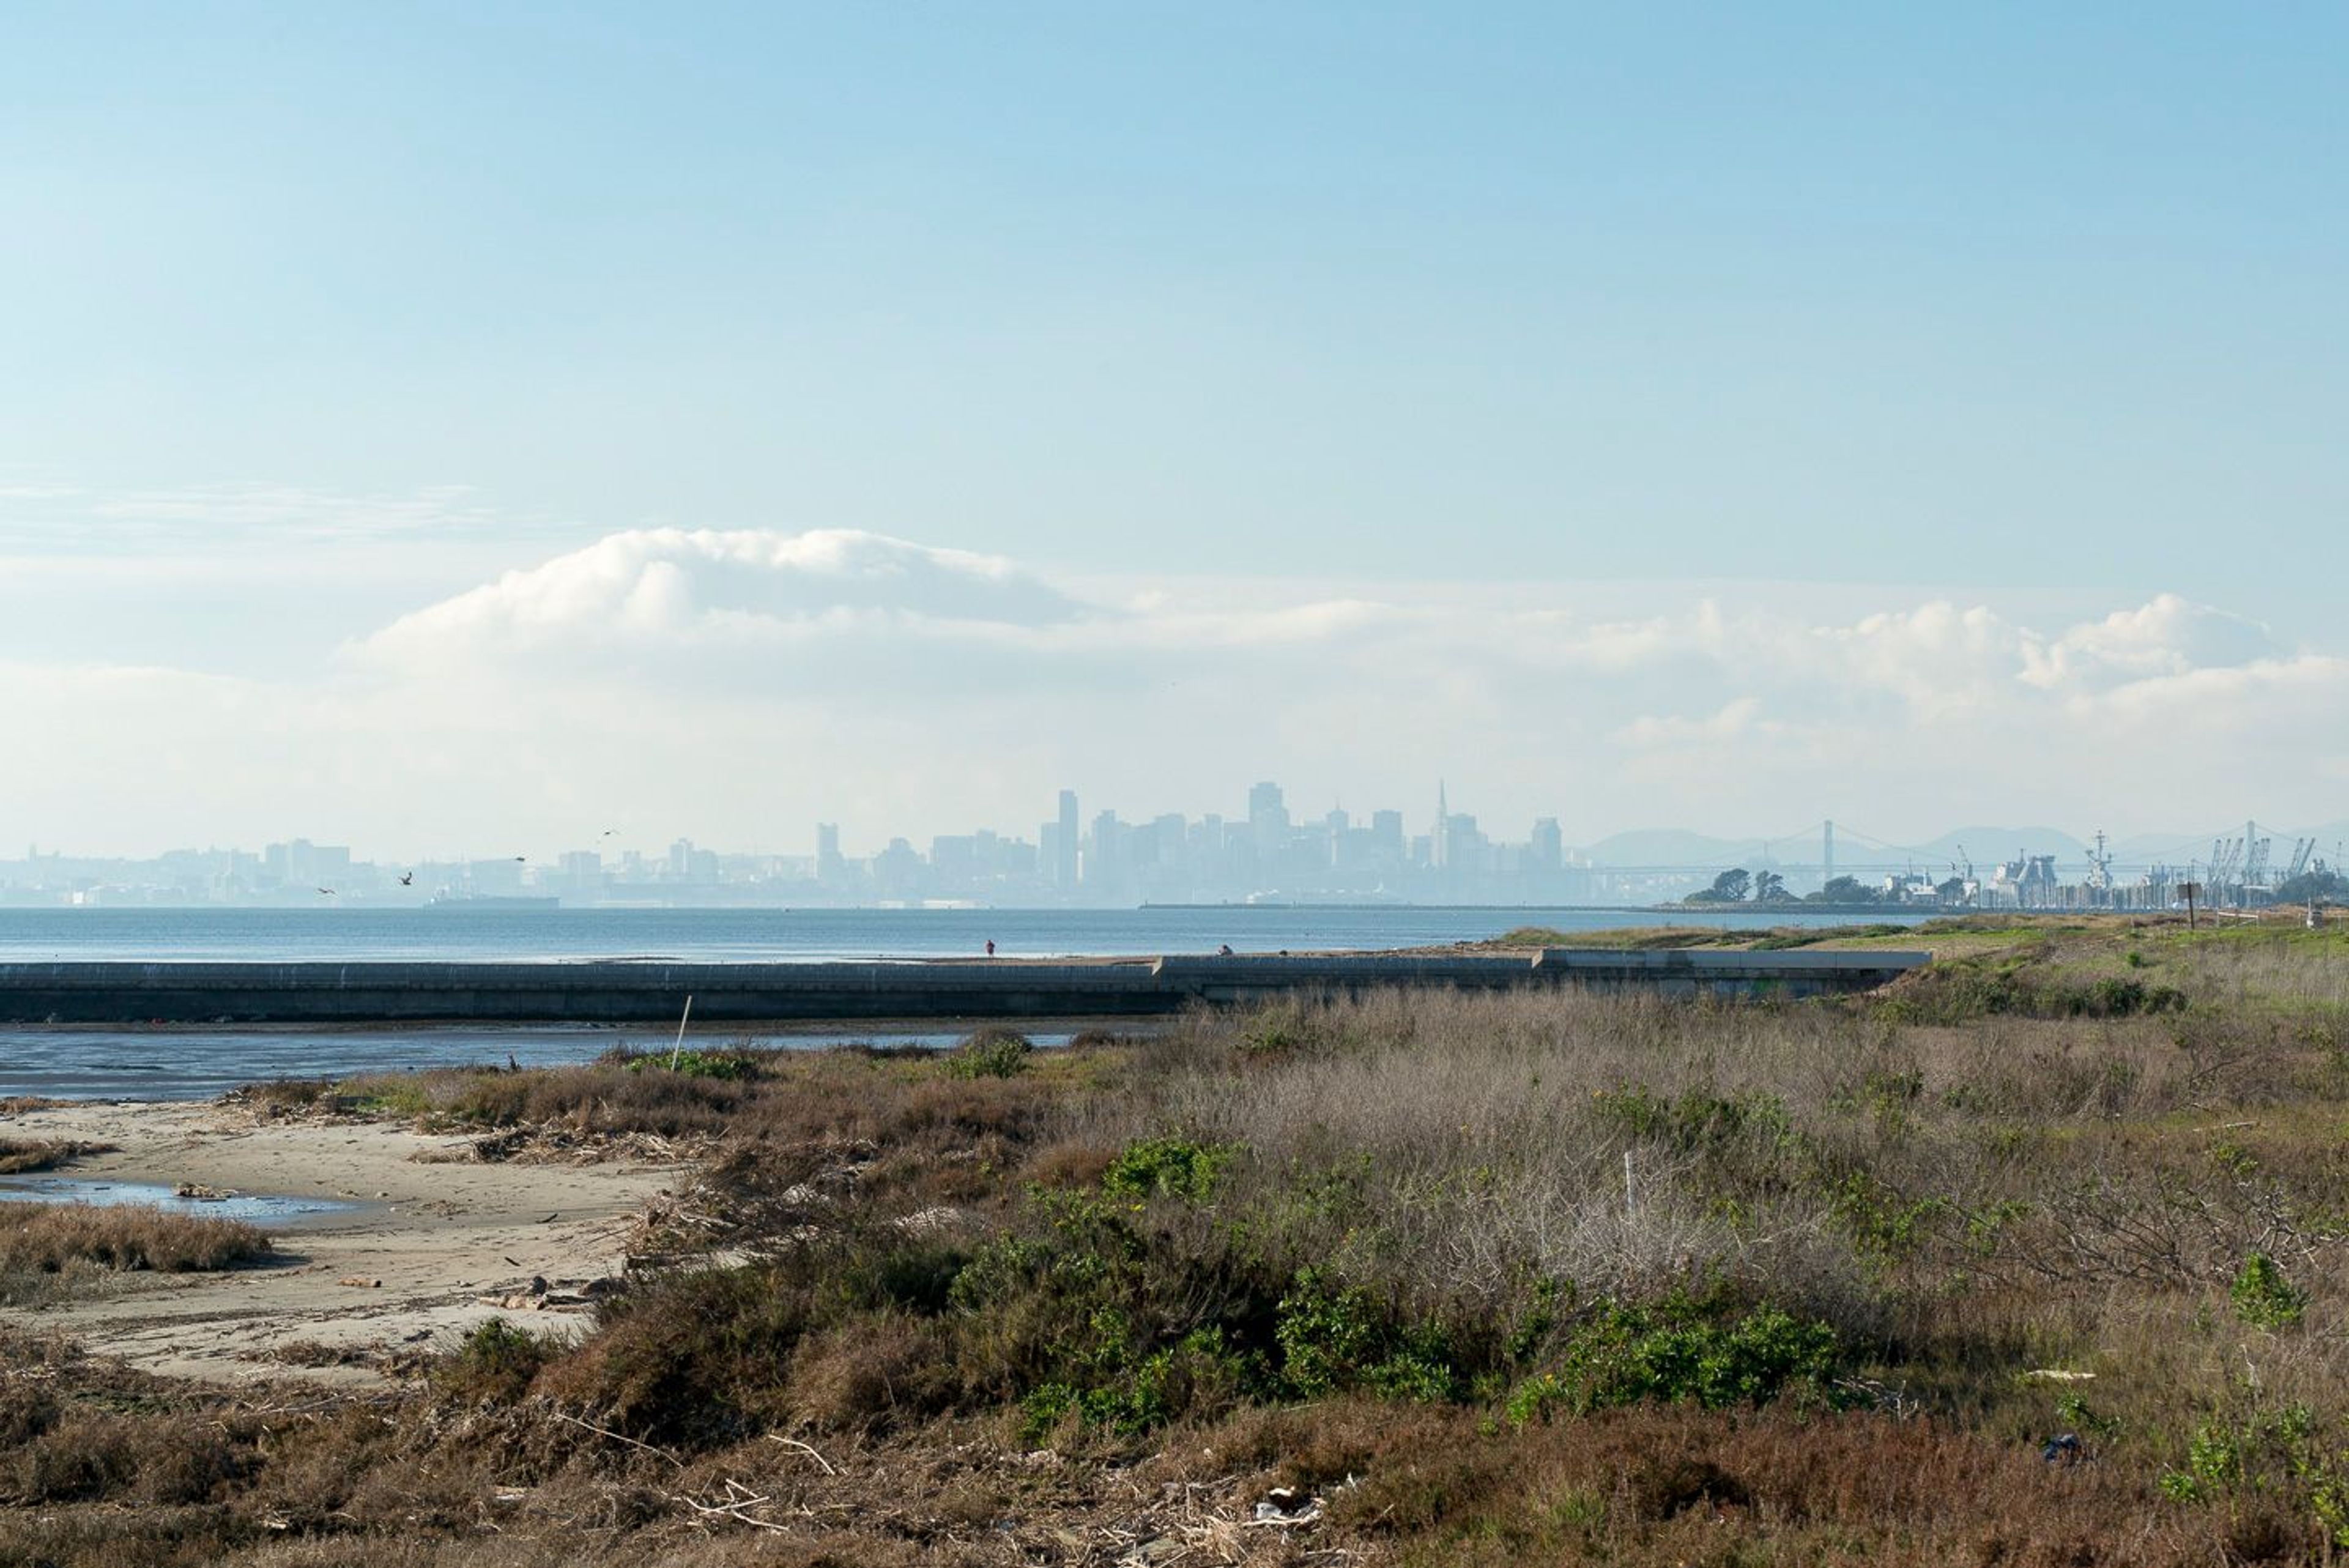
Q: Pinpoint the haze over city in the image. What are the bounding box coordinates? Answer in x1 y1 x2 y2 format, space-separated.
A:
4 6 2342 860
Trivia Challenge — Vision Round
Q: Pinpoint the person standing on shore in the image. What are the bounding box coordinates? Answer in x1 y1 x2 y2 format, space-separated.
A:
985 938 996 957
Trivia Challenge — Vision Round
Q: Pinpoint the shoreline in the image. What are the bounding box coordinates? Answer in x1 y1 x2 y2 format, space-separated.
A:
0 1098 679 1386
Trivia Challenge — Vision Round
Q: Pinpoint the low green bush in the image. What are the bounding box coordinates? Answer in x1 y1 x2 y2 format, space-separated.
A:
624 1049 751 1081
943 1031 1033 1079
2232 1252 2307 1331
1276 1266 1460 1402
1507 1294 1844 1421
1102 1136 1236 1202
436 1317 551 1405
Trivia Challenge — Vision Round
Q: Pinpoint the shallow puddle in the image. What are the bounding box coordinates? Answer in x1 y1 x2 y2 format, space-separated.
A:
0 1176 354 1223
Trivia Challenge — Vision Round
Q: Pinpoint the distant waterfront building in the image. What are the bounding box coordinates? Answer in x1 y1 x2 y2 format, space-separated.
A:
557 850 604 900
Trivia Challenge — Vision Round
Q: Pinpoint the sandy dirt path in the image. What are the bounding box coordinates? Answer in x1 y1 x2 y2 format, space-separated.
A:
0 1100 682 1386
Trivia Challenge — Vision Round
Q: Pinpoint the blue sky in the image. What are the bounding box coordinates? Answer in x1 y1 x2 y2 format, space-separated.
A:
1 4 2343 853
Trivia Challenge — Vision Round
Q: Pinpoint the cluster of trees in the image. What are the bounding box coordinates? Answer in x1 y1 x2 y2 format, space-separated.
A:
1687 867 1794 904
2275 867 2347 905
1687 868 1924 906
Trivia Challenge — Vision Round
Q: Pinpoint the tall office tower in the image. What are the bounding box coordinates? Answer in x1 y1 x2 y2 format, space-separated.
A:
1087 810 1123 887
1370 809 1406 864
1055 790 1080 888
1248 781 1289 863
816 823 844 885
1152 814 1187 869
1432 782 1450 870
1530 817 1563 872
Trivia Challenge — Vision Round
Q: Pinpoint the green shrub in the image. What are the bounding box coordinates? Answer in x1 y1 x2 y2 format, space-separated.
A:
944 1030 1033 1079
1592 1085 1790 1153
1508 1295 1844 1421
1824 1170 1950 1265
549 1262 818 1446
1275 1266 1458 1402
1017 1327 1250 1438
625 1049 751 1081
1102 1136 1236 1203
437 1318 552 1405
2232 1252 2308 1331
1878 960 2184 1024
948 1191 1269 1437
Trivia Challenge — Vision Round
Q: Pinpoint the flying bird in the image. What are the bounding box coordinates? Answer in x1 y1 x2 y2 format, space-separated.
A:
398 872 414 886
316 887 336 896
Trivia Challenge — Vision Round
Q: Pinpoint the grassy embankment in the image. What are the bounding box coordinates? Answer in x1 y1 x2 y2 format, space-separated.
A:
5 917 2349 1564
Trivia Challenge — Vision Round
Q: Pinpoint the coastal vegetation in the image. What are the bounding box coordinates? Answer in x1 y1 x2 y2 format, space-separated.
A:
1 1203 270 1282
4 915 2349 1563
0 1139 115 1176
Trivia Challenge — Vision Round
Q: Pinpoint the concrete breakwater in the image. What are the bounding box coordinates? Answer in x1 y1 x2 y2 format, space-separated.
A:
0 949 1926 1025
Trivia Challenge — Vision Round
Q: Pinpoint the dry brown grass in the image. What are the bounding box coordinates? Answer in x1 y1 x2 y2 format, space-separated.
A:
0 1202 273 1273
0 1138 116 1175
10 921 2349 1564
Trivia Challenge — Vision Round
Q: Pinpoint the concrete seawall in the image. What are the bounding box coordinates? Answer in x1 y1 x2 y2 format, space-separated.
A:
0 950 1926 1025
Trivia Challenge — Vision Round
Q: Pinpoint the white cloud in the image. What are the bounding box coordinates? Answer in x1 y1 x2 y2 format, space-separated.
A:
2021 594 2279 689
356 528 1083 672
7 525 2346 855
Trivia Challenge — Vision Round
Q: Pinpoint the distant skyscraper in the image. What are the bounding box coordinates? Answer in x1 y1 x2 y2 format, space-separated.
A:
1432 782 1450 870
1248 781 1288 867
1087 809 1123 888
1530 817 1563 872
1054 789 1080 888
816 823 844 884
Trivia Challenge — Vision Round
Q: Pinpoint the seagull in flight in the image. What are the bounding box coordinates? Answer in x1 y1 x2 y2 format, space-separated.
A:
398 871 414 886
316 887 336 896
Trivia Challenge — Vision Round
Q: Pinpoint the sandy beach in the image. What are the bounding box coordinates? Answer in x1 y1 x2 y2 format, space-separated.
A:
0 1099 681 1386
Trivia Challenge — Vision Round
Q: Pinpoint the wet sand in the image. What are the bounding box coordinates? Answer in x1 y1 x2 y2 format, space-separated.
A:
0 1099 680 1386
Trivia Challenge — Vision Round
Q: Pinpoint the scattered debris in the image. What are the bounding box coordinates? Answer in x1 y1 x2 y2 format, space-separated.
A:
1252 1485 1325 1526
412 1126 703 1167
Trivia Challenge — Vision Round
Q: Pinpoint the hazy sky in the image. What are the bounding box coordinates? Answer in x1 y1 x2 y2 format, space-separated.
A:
3 4 2343 856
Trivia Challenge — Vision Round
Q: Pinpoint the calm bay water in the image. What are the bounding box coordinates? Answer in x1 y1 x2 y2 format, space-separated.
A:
0 904 1902 964
0 905 1920 1101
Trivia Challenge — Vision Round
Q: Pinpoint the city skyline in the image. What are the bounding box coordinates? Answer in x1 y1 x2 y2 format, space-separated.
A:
7 772 2340 910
